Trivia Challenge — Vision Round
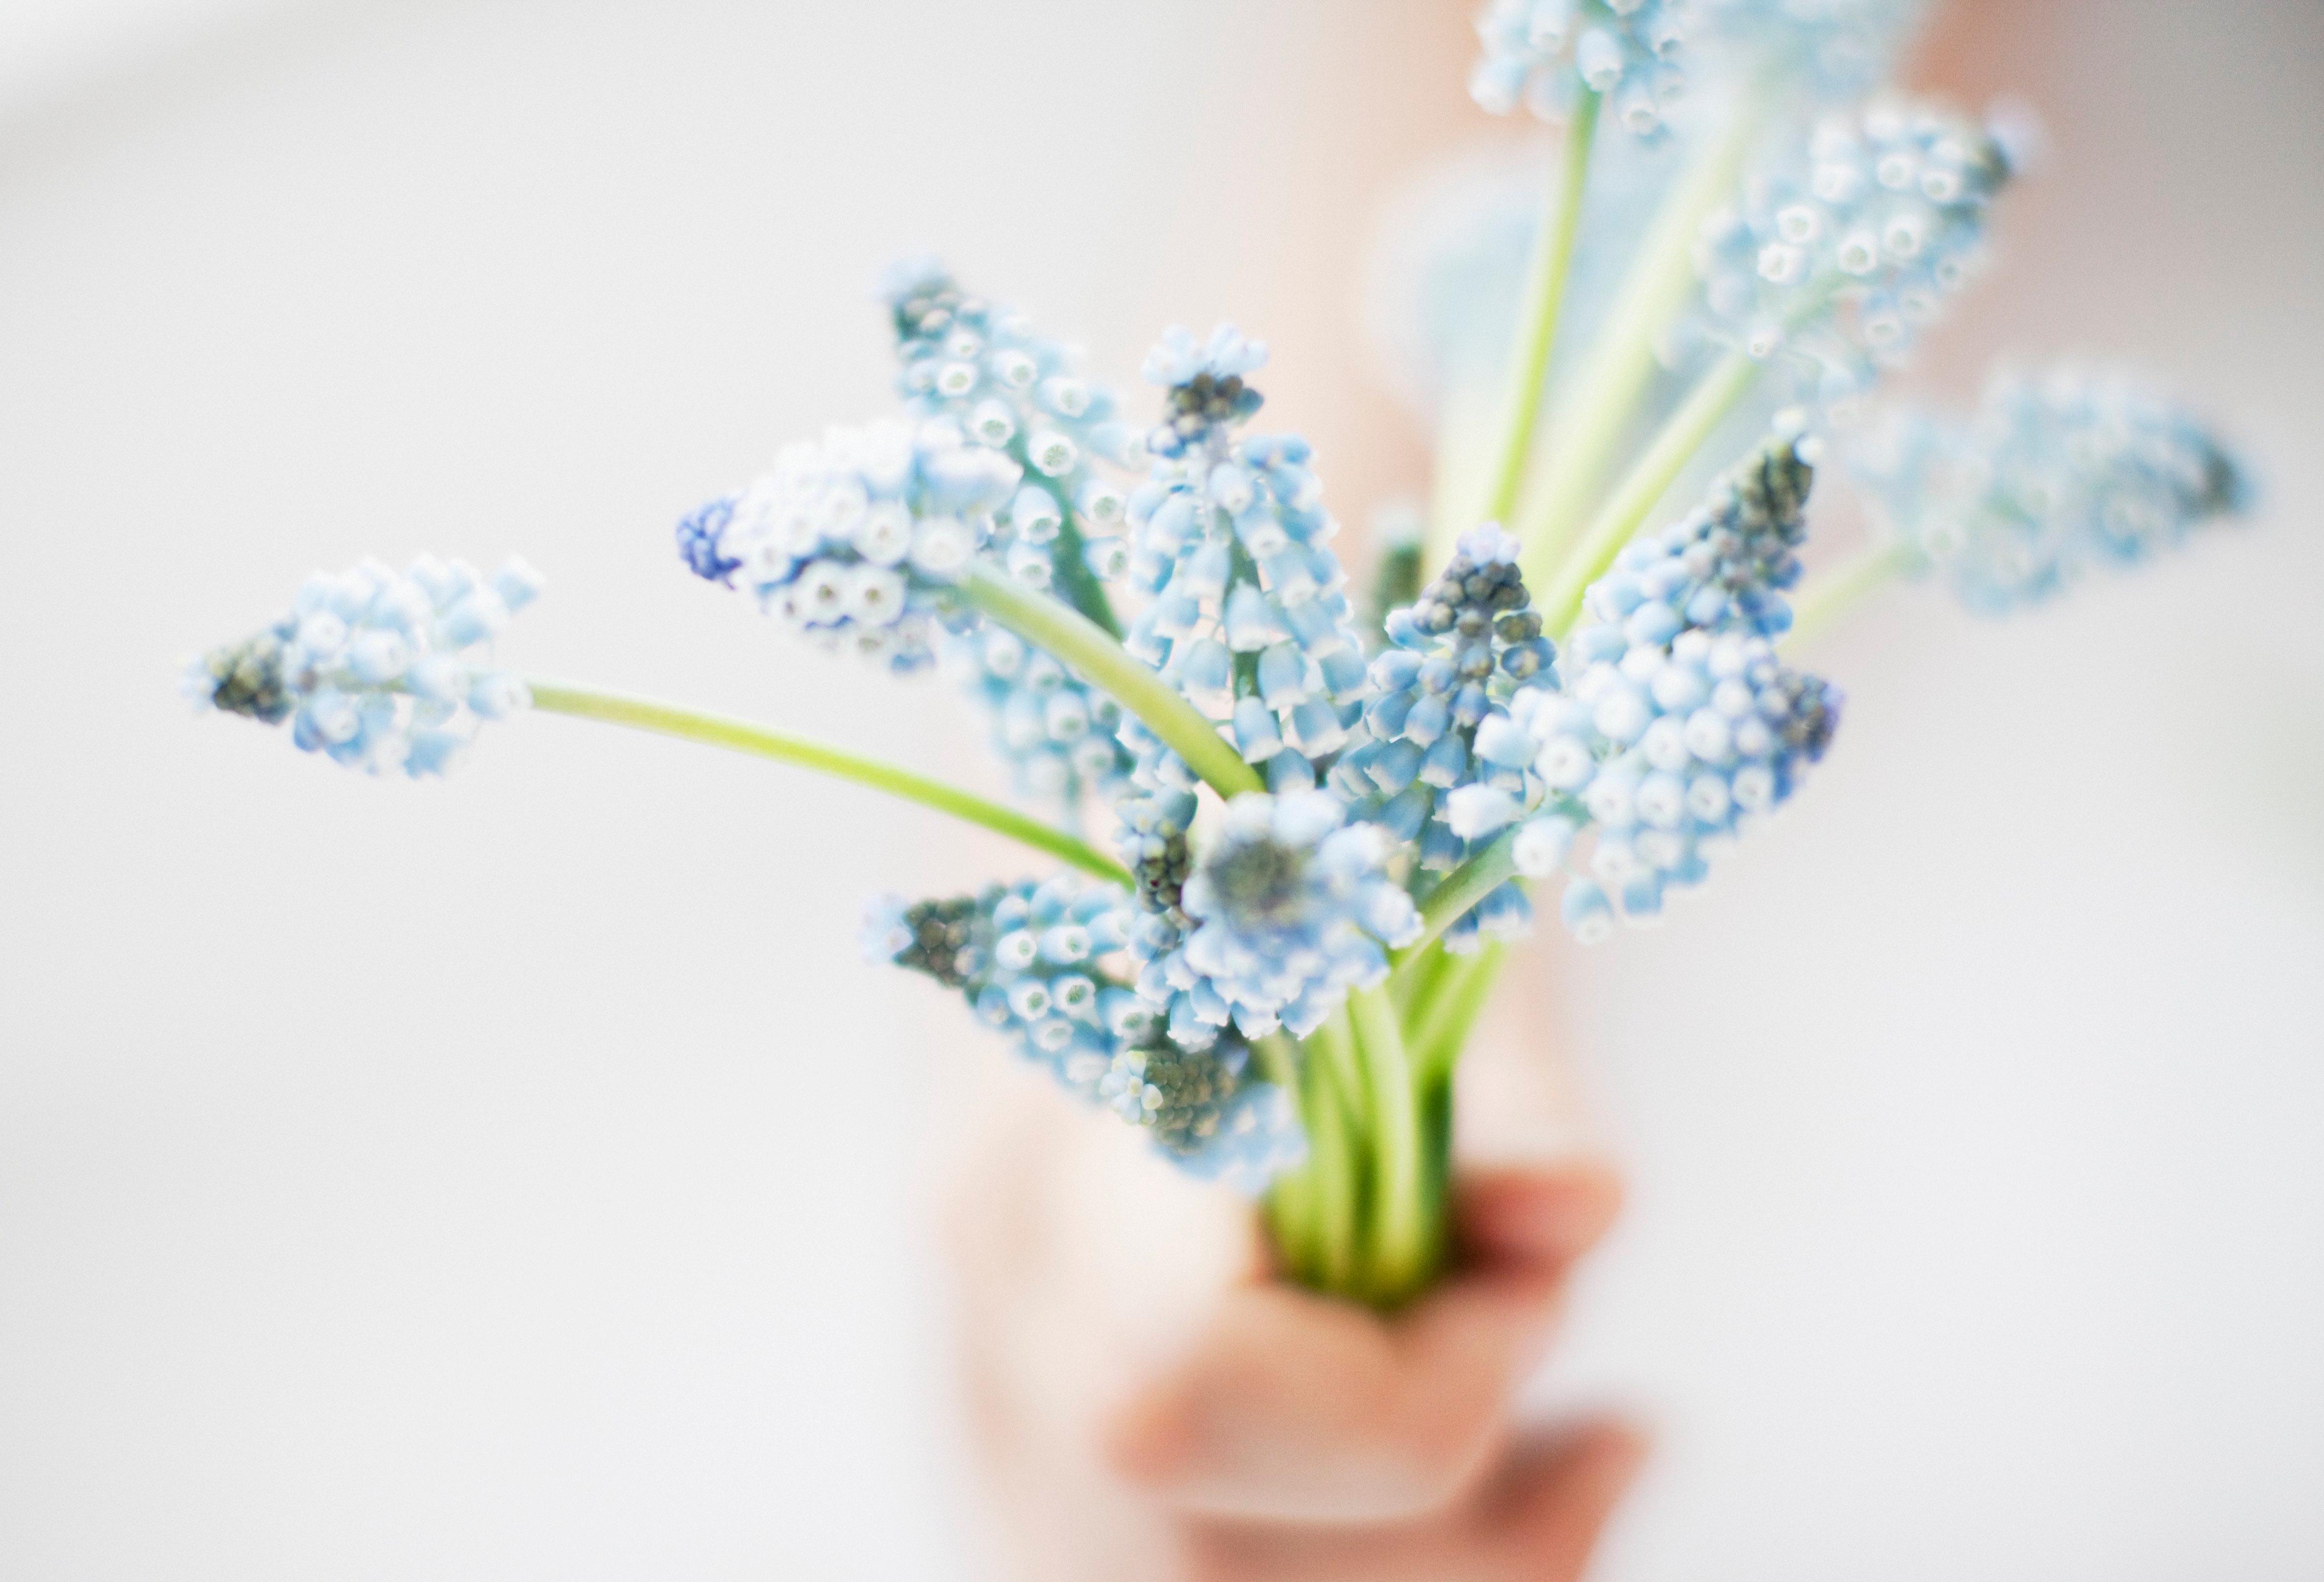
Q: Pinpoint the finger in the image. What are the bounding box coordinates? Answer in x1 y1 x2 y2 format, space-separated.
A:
1483 1420 1649 1580
1104 1161 1623 1523
1453 1158 1624 1270
1181 1420 1650 1582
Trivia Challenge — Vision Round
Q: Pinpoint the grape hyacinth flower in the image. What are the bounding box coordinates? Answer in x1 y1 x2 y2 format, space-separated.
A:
1123 326 1374 799
1688 98 2023 410
1523 437 1840 935
1470 0 1693 137
677 416 1021 673
1162 791 1424 1041
880 257 1141 591
1337 525 1561 951
881 259 1140 805
184 555 541 777
1848 364 2249 614
864 879 1303 1189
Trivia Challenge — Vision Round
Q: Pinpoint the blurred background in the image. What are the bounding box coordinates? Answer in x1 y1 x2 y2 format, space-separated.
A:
1 1 2318 1577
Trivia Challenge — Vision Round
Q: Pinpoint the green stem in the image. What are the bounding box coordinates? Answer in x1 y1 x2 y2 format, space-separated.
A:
1412 942 1505 1086
1031 480 1124 639
1783 536 1918 648
1349 983 1435 1305
1389 830 1522 982
1301 1035 1365 1294
525 680 1131 886
1390 938 1450 1020
1254 1034 1319 1280
1477 92 1603 529
1311 1006 1368 1151
959 562 1263 800
1527 349 1763 635
1512 88 1768 568
1252 1030 1301 1092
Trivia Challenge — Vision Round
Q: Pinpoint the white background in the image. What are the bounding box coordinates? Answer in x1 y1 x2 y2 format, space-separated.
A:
2 2 2319 1578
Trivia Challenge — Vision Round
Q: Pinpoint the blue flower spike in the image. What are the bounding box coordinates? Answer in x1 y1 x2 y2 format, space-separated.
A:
184 554 542 778
1849 363 2249 614
865 881 1306 1192
677 417 1021 674
1525 435 1843 935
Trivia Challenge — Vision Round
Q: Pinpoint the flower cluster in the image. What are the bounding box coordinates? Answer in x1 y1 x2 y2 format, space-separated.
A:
1470 0 1692 137
864 878 1303 1189
1123 327 1374 797
1690 99 2022 410
1519 438 1840 936
1847 364 2249 614
1337 526 1560 951
677 417 1021 673
882 259 1141 805
184 555 540 776
1135 791 1425 1042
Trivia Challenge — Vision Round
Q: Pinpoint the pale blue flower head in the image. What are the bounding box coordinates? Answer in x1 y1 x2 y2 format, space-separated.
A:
1122 326 1373 799
1143 324 1269 458
681 416 1020 673
1848 363 2249 615
875 259 1140 806
867 877 1305 1193
1470 0 1693 138
1688 99 2024 411
1173 791 1424 1039
1585 432 1815 640
1335 525 1563 951
1099 1034 1308 1191
870 875 1130 1083
878 256 1141 580
1520 438 1840 935
184 554 541 778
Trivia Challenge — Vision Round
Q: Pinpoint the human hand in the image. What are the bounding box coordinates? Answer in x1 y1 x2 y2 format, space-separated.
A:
942 1068 1643 1581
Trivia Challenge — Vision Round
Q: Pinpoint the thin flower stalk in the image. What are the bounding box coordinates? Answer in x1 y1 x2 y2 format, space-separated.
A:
959 561 1264 800
1782 536 1917 645
528 682 1134 886
1349 983 1436 1304
1527 348 1763 632
1511 86 1773 570
1476 91 1602 528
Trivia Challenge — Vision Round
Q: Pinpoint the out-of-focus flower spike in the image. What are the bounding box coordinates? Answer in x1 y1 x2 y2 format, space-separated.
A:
1471 0 1693 138
184 555 539 778
1689 97 2028 414
1846 363 2249 615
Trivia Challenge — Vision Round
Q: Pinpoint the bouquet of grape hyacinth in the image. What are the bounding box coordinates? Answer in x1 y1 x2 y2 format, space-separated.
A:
182 1 2247 1308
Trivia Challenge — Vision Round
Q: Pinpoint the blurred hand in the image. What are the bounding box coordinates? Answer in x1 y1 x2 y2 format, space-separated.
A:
942 1067 1643 1582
